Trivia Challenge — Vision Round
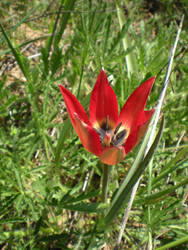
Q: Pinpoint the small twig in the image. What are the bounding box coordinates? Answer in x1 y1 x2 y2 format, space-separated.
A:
28 53 41 60
82 167 92 192
176 130 186 149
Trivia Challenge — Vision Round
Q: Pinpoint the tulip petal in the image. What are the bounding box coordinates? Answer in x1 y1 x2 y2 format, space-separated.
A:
59 85 90 126
118 77 155 129
59 85 101 156
74 114 101 156
99 146 125 165
124 109 154 154
89 69 119 129
136 109 155 142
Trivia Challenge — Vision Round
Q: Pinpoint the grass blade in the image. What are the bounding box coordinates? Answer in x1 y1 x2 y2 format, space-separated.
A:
46 2 63 57
0 23 29 80
116 2 137 77
54 0 77 48
155 235 188 250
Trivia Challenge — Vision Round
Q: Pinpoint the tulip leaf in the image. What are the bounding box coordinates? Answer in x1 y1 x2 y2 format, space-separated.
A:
98 115 165 230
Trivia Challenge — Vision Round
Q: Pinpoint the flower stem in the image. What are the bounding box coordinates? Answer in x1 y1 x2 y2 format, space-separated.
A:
102 164 110 203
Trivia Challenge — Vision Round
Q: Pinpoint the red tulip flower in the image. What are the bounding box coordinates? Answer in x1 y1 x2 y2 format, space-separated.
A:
59 69 155 165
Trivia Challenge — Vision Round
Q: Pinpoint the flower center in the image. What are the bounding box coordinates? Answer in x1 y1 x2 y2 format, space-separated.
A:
111 122 127 146
95 117 127 147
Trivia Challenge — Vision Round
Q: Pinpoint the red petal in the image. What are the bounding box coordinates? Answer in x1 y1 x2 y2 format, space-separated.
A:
124 109 154 154
136 109 154 143
118 77 155 129
89 69 118 128
59 85 101 156
136 109 155 128
99 146 125 165
59 85 90 126
74 114 101 156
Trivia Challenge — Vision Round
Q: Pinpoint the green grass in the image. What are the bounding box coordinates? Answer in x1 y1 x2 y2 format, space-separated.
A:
0 1 188 249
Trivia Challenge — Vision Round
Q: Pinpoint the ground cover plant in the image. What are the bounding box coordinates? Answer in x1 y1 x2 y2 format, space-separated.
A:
0 0 188 249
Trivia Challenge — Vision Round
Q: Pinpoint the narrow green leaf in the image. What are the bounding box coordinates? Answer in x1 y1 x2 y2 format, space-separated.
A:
108 21 130 56
63 190 100 204
54 0 77 47
0 23 30 80
50 46 63 76
27 165 49 174
0 217 25 224
46 2 63 57
155 235 188 250
102 15 112 58
40 47 49 77
116 3 137 77
0 194 19 216
47 95 62 123
55 118 71 166
14 168 25 194
63 202 107 213
0 35 48 57
0 5 39 44
99 116 164 230
152 145 188 187
143 177 188 204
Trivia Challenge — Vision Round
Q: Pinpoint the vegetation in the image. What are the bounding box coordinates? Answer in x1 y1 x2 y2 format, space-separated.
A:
0 0 187 249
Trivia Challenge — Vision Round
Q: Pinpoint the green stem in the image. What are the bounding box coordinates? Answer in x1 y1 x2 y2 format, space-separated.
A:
102 164 110 203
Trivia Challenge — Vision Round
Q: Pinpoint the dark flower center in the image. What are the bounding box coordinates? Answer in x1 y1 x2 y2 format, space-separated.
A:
110 122 127 146
95 117 127 147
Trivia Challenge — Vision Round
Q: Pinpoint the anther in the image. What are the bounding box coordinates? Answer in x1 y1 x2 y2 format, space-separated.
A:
111 129 127 146
116 129 126 141
114 122 122 135
106 115 109 130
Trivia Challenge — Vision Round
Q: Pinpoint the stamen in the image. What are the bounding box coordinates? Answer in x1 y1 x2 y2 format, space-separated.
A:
116 129 127 141
106 115 109 130
111 129 127 146
94 128 106 143
114 122 122 135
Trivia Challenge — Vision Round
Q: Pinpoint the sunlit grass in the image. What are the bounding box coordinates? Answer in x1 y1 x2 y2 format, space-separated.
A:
0 1 187 249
